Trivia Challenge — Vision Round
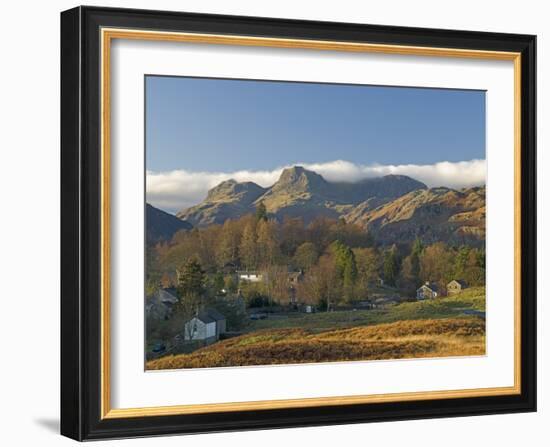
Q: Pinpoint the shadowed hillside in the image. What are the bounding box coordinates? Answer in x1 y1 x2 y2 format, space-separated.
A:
146 203 192 244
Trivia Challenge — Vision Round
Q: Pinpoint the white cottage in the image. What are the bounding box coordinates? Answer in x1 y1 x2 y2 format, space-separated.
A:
416 282 439 300
184 308 226 343
237 270 264 283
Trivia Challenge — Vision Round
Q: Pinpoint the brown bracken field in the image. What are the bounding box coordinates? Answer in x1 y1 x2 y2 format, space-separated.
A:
146 317 485 370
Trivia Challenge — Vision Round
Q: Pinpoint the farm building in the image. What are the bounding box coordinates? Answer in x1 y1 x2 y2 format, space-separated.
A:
416 282 440 300
447 279 468 295
184 308 226 343
146 287 179 320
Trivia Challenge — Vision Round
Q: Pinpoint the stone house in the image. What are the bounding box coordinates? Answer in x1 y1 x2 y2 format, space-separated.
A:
447 279 468 295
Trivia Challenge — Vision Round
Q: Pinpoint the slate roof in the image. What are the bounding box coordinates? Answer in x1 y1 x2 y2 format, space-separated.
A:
156 288 179 304
205 308 226 321
417 282 439 292
195 308 226 324
196 311 216 324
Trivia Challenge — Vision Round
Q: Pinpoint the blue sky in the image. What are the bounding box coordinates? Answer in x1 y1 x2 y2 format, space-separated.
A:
145 76 485 172
145 76 486 212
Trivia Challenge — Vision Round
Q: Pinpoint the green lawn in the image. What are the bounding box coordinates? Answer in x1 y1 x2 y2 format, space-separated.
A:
248 287 485 332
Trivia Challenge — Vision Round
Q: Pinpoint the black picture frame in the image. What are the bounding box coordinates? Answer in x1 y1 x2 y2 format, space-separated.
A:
61 5 536 441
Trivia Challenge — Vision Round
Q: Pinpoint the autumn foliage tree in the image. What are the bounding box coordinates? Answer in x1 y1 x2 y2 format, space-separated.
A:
239 218 258 269
147 211 486 308
296 253 341 310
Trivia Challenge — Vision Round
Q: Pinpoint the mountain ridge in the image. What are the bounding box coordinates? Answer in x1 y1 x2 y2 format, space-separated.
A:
344 185 486 246
177 166 428 227
150 166 485 246
146 203 193 244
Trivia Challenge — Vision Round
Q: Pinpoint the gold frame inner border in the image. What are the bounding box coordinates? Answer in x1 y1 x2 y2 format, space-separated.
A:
100 27 522 419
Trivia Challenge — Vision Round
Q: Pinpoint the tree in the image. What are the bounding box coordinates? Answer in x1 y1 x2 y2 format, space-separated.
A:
163 226 219 274
211 272 225 294
419 242 454 288
174 292 202 340
342 261 357 303
280 216 306 257
263 265 291 305
398 238 423 294
383 245 400 286
145 277 160 297
306 217 337 253
256 219 280 267
293 242 319 270
353 247 381 299
317 254 341 310
453 245 471 280
297 253 340 310
217 219 241 268
239 219 258 269
330 240 357 302
176 258 206 297
354 247 382 285
398 255 419 298
211 296 247 331
255 200 268 222
463 248 485 286
160 272 172 288
224 275 238 293
410 237 423 280
330 218 373 248
333 217 348 243
331 241 357 280
196 225 221 272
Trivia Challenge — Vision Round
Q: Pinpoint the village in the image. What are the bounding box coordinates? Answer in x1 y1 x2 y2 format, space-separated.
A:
145 207 486 365
146 264 474 359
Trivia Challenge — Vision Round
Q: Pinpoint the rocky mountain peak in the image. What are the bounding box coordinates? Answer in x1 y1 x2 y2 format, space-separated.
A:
206 179 265 201
274 166 327 192
174 166 468 230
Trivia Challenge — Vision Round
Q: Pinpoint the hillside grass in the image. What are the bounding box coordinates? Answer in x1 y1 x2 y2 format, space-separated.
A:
146 317 485 370
248 286 485 332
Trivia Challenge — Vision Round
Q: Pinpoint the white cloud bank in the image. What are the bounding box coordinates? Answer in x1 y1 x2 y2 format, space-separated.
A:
147 159 486 213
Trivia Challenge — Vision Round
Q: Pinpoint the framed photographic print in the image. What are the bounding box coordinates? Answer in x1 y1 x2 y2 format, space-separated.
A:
60 6 536 441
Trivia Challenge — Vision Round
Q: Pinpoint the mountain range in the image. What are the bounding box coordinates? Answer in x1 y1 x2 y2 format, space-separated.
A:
148 166 485 246
176 166 426 226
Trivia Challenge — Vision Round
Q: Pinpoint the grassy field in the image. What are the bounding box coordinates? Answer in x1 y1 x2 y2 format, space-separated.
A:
146 287 485 370
247 286 485 332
